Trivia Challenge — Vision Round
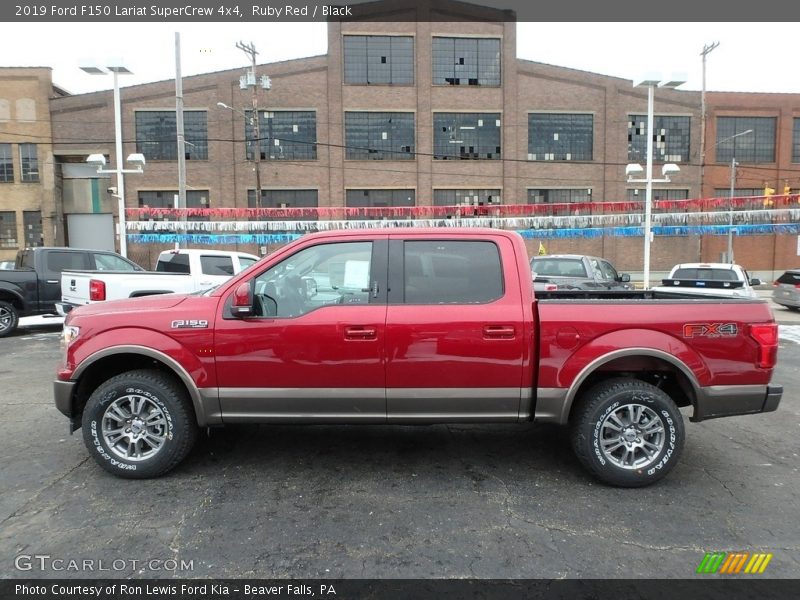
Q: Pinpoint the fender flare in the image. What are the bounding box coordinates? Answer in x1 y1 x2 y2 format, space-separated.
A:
559 347 703 424
0 283 27 310
72 344 218 427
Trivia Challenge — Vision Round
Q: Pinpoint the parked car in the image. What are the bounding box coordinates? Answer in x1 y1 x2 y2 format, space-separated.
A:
54 228 781 487
0 247 143 337
652 263 760 298
530 254 631 291
772 269 800 310
57 248 259 315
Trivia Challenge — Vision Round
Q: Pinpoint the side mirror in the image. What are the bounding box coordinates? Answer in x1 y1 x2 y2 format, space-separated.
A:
231 281 253 317
619 273 631 283
750 278 761 286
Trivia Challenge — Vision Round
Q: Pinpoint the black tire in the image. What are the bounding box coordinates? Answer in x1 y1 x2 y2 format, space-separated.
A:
0 300 19 337
787 306 800 312
82 369 198 479
570 378 685 487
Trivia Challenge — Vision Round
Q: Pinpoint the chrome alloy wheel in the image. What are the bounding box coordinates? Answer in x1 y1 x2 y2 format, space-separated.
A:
101 395 168 462
0 305 12 332
599 403 666 470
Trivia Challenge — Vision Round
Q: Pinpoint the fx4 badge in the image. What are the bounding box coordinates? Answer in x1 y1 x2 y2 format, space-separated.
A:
683 323 738 338
171 319 209 329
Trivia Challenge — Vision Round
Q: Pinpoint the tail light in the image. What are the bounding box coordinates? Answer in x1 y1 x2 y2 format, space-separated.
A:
749 323 778 369
544 283 558 291
89 279 106 302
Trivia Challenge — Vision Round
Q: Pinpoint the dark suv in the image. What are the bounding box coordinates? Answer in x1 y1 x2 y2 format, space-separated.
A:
530 254 632 291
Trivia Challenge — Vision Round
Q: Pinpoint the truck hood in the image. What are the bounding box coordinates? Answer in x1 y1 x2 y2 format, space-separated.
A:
69 294 189 318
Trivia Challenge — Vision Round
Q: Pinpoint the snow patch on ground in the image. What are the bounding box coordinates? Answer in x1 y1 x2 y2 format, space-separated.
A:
779 325 800 345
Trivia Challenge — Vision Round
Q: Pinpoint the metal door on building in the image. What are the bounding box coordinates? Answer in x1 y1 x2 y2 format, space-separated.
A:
66 213 115 251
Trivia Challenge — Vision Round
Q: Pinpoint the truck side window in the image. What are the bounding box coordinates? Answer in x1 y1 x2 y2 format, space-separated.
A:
46 251 89 273
252 242 373 318
93 253 140 271
200 255 235 276
156 253 190 273
403 241 503 304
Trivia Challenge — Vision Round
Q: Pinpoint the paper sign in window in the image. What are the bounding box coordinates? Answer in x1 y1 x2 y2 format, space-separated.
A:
343 260 370 289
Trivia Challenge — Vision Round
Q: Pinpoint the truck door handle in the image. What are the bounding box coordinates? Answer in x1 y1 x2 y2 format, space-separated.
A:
483 325 516 339
46 279 59 284
344 326 377 340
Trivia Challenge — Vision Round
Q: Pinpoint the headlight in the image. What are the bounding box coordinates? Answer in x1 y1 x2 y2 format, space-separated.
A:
61 325 80 347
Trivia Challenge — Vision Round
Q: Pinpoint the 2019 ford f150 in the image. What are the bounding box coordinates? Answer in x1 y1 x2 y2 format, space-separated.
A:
53 229 782 487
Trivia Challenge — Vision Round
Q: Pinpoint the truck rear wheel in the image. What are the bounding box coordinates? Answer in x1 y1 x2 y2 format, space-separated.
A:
0 300 19 337
570 378 685 487
81 369 197 478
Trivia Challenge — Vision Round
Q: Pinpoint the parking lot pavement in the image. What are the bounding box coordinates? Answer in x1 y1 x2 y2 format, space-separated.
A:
0 322 798 580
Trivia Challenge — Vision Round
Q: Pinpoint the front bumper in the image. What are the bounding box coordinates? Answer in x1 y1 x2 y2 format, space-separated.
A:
692 384 783 422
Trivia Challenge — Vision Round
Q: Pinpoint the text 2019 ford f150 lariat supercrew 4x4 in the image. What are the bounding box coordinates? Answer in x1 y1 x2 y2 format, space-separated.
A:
53 229 782 486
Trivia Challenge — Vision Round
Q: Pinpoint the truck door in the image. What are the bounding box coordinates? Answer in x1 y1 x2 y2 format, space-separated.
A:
214 238 389 422
40 250 90 312
385 236 526 422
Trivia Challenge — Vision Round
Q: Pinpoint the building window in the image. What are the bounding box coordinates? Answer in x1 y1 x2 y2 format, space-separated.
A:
433 189 501 206
138 190 210 222
432 37 500 86
23 211 42 246
713 188 762 198
793 118 800 163
19 143 39 182
628 115 690 163
528 189 592 203
247 189 319 221
345 112 415 160
245 111 317 161
715 117 775 163
135 111 208 161
346 189 415 219
0 211 17 248
528 114 593 161
626 189 689 201
343 35 414 85
433 113 501 160
0 143 12 182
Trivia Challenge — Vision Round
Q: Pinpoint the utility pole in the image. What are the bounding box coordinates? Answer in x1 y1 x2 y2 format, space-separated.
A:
236 40 267 208
175 32 187 249
700 42 720 175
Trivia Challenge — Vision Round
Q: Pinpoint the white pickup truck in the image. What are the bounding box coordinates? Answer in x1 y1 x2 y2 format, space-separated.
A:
57 248 259 315
651 262 761 298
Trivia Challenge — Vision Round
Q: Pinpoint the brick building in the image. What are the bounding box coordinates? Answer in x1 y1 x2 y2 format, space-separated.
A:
0 67 66 261
43 1 798 275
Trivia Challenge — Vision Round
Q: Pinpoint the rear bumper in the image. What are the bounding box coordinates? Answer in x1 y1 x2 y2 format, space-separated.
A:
692 384 782 422
55 302 78 317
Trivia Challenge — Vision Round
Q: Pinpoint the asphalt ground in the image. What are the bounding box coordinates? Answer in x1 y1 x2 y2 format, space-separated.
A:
0 305 798 580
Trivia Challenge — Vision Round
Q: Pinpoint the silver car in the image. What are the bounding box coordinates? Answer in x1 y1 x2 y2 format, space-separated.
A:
773 269 800 310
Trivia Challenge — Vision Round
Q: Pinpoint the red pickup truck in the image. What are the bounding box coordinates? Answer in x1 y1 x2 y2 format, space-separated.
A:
53 229 782 487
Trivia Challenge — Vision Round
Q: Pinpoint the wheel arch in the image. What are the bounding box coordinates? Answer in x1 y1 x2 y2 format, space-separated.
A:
563 348 702 424
71 346 218 428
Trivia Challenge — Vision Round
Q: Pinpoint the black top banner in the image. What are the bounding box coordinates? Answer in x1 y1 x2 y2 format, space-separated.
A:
3 0 799 22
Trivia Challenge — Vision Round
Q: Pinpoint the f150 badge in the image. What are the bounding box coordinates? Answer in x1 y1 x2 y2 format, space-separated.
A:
171 319 209 329
683 323 738 338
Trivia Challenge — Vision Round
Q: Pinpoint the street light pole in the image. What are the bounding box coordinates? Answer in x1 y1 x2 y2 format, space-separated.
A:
643 84 655 291
628 75 686 289
110 69 127 257
80 63 140 257
728 156 737 263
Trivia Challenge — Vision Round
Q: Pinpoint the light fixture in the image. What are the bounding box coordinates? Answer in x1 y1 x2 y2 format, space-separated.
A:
625 163 644 177
661 163 681 177
86 153 107 167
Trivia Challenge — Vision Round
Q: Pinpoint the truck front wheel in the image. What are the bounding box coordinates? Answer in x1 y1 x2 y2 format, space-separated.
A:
0 300 19 337
570 378 685 487
81 369 198 478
